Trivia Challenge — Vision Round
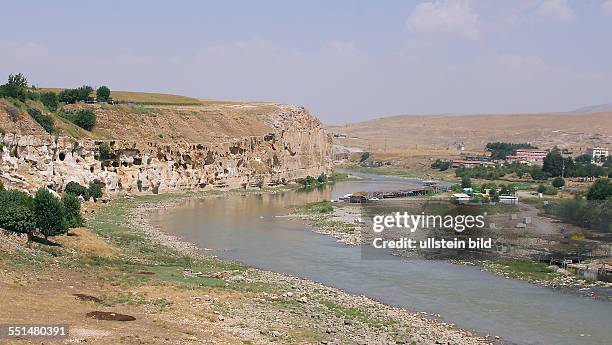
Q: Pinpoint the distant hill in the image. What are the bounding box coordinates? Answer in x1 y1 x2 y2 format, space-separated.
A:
328 112 612 155
570 103 612 113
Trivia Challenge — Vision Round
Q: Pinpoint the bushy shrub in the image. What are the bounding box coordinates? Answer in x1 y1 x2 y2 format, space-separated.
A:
587 178 612 200
58 89 79 104
88 182 103 201
552 177 565 188
40 92 59 111
27 107 55 134
99 143 111 160
58 85 93 104
62 193 83 228
34 188 66 239
431 159 451 171
537 184 557 195
65 181 89 200
530 167 548 181
0 204 36 236
96 86 111 102
70 109 96 131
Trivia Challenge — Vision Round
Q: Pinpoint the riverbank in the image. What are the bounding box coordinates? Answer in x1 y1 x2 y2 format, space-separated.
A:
0 190 493 345
295 199 612 300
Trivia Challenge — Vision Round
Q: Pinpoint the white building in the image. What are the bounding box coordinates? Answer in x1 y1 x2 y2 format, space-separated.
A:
586 147 609 161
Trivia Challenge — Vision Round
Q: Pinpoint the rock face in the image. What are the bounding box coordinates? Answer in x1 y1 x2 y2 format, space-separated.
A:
0 105 332 194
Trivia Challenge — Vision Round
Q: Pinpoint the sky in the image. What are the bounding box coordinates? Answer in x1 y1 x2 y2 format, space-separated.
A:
1 0 611 124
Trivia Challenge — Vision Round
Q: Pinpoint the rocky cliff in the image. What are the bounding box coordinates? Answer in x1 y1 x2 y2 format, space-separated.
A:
0 101 332 194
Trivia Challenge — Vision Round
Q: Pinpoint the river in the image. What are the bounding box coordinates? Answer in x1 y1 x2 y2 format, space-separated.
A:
149 173 612 345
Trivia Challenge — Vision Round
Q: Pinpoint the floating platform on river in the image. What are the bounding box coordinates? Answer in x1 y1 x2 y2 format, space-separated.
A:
349 185 439 203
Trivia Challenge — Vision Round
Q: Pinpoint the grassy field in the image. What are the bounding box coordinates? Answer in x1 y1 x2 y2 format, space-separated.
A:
40 88 203 105
340 164 457 181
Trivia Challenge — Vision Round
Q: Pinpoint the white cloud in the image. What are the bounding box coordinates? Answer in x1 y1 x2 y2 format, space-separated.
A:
406 0 480 40
603 0 612 15
536 0 576 23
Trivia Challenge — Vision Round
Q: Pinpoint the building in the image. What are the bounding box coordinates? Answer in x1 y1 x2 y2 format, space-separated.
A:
499 195 519 205
452 193 471 203
505 149 548 165
451 160 497 169
586 147 609 161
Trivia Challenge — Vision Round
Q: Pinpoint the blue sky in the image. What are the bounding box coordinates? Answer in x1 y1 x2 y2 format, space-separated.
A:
1 0 611 124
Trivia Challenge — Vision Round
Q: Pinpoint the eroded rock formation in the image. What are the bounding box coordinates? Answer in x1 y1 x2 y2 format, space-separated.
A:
0 105 332 194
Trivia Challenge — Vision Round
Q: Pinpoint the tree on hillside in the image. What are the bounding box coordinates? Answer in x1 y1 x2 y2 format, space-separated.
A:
27 107 55 134
62 193 83 230
485 142 537 160
88 182 103 201
542 150 575 177
587 179 612 200
58 88 79 104
40 91 59 111
76 85 93 101
461 176 472 189
7 73 28 88
96 86 111 102
0 73 28 100
575 154 592 164
65 181 90 200
72 109 96 131
0 204 36 240
35 188 66 239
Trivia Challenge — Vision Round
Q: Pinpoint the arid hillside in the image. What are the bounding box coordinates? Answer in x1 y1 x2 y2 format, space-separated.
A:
329 112 612 154
0 95 332 194
0 99 316 144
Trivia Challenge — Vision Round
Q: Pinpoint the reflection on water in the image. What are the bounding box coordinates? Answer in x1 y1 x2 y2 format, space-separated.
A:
149 175 612 345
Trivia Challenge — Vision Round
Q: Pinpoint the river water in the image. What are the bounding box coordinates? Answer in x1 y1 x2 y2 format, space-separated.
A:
150 174 612 345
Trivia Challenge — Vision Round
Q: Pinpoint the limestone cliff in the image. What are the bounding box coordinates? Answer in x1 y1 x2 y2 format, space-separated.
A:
0 102 332 194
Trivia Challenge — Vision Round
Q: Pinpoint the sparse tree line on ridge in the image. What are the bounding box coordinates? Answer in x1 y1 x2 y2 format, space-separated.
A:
0 73 110 135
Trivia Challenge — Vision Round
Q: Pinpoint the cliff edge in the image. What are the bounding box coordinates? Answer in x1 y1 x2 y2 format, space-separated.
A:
0 100 333 194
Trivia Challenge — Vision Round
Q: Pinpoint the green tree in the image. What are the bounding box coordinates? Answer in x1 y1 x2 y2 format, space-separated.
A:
27 107 55 134
72 109 96 131
0 204 36 240
552 177 565 188
7 73 28 87
542 150 574 177
34 188 66 239
0 73 28 100
64 181 90 200
96 86 111 102
530 166 548 181
76 85 94 101
461 176 472 189
575 154 592 164
587 179 612 200
40 92 59 111
58 88 79 104
537 184 547 194
62 193 83 229
88 182 103 201
99 143 111 160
